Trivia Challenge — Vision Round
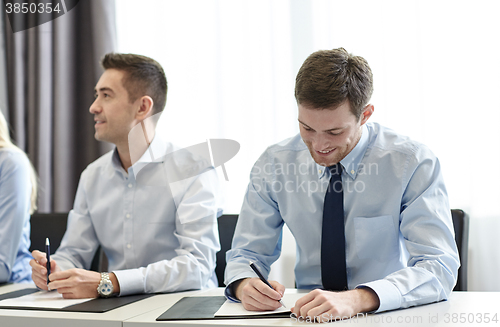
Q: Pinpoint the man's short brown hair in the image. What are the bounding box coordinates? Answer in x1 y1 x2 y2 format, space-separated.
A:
295 48 373 119
101 53 167 114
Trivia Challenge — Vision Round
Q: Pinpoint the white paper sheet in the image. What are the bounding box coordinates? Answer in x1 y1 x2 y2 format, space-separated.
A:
0 290 93 309
214 292 304 317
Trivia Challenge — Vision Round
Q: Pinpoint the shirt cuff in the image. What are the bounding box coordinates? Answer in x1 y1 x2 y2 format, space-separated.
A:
224 276 255 302
356 279 402 313
112 269 145 296
224 281 240 302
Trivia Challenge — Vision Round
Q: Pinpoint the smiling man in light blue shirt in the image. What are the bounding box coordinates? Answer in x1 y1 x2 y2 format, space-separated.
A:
29 53 221 298
225 48 459 321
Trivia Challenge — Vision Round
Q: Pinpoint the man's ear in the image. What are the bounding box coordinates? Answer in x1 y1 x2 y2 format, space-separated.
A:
359 104 374 125
137 95 154 119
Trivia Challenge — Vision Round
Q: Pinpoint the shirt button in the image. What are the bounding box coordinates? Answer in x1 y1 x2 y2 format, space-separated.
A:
126 214 131 219
319 170 322 174
127 244 131 249
351 170 355 174
128 183 133 188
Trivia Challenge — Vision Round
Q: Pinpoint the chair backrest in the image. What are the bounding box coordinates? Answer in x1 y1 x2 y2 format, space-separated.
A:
30 211 468 289
29 213 68 254
451 209 469 291
30 212 103 272
216 214 239 287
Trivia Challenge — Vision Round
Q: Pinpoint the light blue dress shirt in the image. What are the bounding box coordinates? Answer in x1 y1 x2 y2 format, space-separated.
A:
53 136 222 295
225 122 459 313
0 149 33 283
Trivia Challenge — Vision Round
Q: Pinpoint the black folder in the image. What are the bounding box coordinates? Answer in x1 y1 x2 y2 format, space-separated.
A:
156 296 291 321
0 288 153 313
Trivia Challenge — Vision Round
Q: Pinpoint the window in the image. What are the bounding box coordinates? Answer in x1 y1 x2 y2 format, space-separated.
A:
117 0 500 290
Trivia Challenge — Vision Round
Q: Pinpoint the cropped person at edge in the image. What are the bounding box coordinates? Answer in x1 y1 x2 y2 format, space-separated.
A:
0 109 37 284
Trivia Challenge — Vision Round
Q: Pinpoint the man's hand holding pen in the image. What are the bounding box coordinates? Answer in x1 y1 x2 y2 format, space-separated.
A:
29 250 120 299
234 277 286 311
29 249 61 291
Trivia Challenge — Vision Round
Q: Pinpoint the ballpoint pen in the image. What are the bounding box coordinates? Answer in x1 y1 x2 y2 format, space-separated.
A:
249 262 286 308
45 238 51 286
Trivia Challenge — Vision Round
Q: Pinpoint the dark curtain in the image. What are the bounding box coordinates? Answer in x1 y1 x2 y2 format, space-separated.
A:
2 0 116 212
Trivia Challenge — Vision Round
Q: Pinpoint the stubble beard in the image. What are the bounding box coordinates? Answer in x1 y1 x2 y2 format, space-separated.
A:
306 128 363 168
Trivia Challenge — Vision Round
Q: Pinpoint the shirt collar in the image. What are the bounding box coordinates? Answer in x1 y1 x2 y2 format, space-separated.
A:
131 135 171 177
110 147 123 171
316 163 329 179
340 124 369 180
108 135 170 178
133 135 168 165
316 124 370 180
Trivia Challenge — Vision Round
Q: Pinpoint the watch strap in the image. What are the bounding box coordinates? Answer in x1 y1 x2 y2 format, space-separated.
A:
97 272 114 297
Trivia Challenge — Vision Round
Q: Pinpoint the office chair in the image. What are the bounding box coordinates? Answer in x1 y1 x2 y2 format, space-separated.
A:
451 209 469 291
29 212 105 272
215 214 239 287
29 213 68 254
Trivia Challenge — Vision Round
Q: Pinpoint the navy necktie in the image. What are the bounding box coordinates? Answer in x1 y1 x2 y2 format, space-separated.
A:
321 163 348 291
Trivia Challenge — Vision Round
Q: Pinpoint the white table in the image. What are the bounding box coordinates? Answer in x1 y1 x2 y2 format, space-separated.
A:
2 284 499 327
123 289 500 327
0 283 198 327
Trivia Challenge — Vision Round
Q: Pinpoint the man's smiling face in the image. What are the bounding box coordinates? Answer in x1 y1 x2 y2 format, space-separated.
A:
298 101 372 167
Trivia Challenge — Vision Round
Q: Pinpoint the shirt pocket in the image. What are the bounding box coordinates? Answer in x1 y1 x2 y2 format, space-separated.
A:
353 215 398 261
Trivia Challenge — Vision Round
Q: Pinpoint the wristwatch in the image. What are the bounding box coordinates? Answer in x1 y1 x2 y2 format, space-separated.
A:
97 272 114 298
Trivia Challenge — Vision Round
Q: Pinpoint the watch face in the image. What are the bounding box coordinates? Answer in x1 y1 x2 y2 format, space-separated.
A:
99 282 113 296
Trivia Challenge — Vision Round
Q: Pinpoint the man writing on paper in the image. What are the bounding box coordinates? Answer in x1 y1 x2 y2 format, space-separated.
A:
224 48 459 321
30 53 221 298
